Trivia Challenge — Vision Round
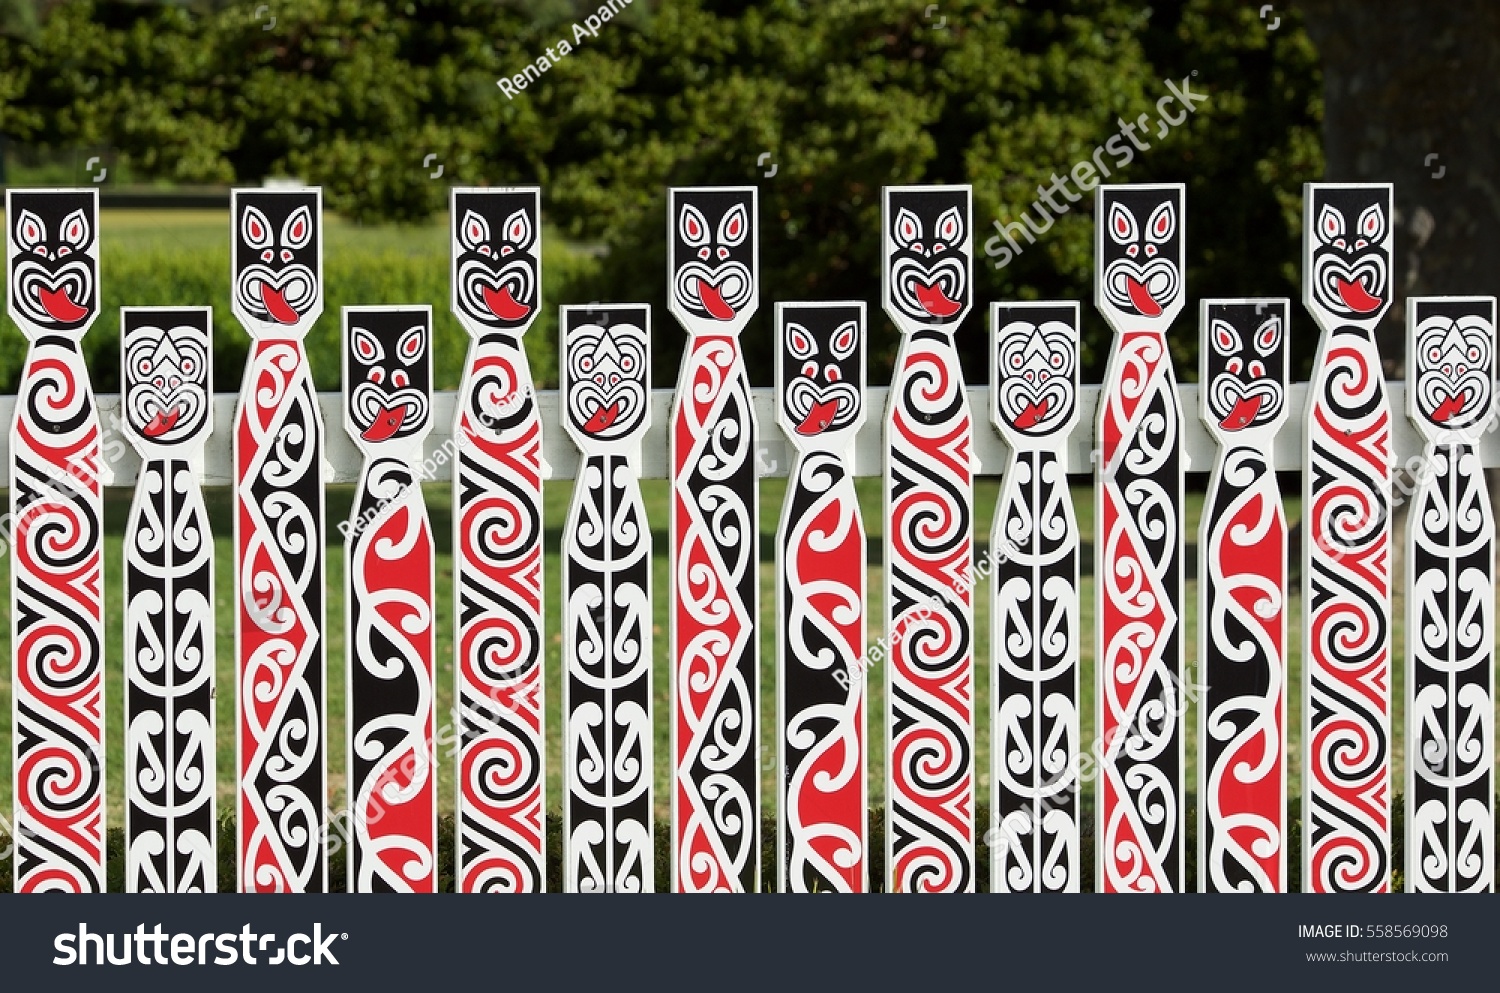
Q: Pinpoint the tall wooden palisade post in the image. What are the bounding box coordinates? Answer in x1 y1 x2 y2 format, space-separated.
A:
775 301 868 893
451 189 548 892
1300 183 1394 893
1196 299 1290 893
667 187 761 892
988 301 1081 893
1093 184 1186 893
7 189 107 892
232 188 328 892
561 303 655 892
1404 295 1497 893
122 306 216 893
881 185 976 893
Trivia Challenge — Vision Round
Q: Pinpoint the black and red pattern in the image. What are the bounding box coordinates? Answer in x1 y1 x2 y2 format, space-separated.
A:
1301 183 1393 893
451 188 547 892
343 307 437 892
1404 296 1496 893
232 188 327 892
669 187 760 892
882 185 975 893
1198 300 1289 893
122 307 216 893
561 305 654 892
7 188 106 892
988 302 1080 893
775 302 867 893
1094 184 1186 892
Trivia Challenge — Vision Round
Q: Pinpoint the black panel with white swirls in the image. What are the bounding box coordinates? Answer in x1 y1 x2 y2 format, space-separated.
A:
122 307 216 893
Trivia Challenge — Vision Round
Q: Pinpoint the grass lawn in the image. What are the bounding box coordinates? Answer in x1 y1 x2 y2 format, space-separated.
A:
0 475 1424 845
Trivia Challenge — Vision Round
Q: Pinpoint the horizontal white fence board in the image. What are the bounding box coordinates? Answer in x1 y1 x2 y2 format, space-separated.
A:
6 382 1481 486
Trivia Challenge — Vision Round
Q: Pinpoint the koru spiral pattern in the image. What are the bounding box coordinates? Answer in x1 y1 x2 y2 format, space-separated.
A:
451 189 548 892
8 188 106 892
669 187 760 892
776 302 867 893
122 307 216 893
344 307 437 892
1198 300 1289 892
882 186 975 892
1404 296 1496 893
1094 185 1186 893
232 188 328 892
989 302 1080 893
562 305 654 892
1301 184 1394 893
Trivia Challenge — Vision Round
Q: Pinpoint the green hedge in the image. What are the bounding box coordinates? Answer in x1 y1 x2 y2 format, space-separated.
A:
5 794 1474 892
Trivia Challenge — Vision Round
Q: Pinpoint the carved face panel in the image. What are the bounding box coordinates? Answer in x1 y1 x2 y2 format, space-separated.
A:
668 188 757 334
991 303 1078 439
1305 185 1392 322
777 302 864 440
1411 298 1496 434
563 305 650 445
344 308 431 444
232 190 322 332
1098 186 1183 322
122 308 211 446
883 186 972 333
1203 301 1287 434
452 189 540 333
7 189 99 335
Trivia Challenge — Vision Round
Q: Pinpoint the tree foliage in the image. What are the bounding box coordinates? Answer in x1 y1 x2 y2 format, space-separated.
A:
0 0 1324 383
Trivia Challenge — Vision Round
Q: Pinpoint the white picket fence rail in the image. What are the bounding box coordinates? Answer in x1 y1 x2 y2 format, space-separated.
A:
5 382 1490 486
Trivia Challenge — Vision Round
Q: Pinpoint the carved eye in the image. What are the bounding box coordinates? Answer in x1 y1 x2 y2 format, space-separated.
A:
460 210 490 251
242 205 273 249
829 320 857 359
396 324 425 365
717 203 747 246
1145 200 1175 243
1357 203 1384 242
503 208 532 248
893 207 921 248
786 322 816 359
1318 204 1345 245
353 327 383 363
1108 202 1137 244
934 206 962 244
16 209 45 250
679 204 710 247
282 205 313 249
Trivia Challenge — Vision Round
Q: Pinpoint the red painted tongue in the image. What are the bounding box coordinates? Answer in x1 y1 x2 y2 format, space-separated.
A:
698 279 736 321
361 405 406 443
914 280 961 318
1336 276 1381 314
1433 392 1467 423
796 398 840 436
1125 276 1162 318
1219 394 1264 431
1013 398 1050 430
39 286 88 323
261 284 300 325
584 401 621 435
483 284 531 321
143 406 182 438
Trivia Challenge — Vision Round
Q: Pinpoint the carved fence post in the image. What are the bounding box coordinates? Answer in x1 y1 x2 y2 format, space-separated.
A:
1094 183 1186 893
231 188 328 892
668 187 761 892
775 301 868 893
561 303 654 892
122 306 216 893
881 185 976 892
989 301 1080 893
1301 183 1394 893
7 188 106 892
1405 295 1497 893
343 306 438 892
1197 299 1289 893
450 188 548 892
